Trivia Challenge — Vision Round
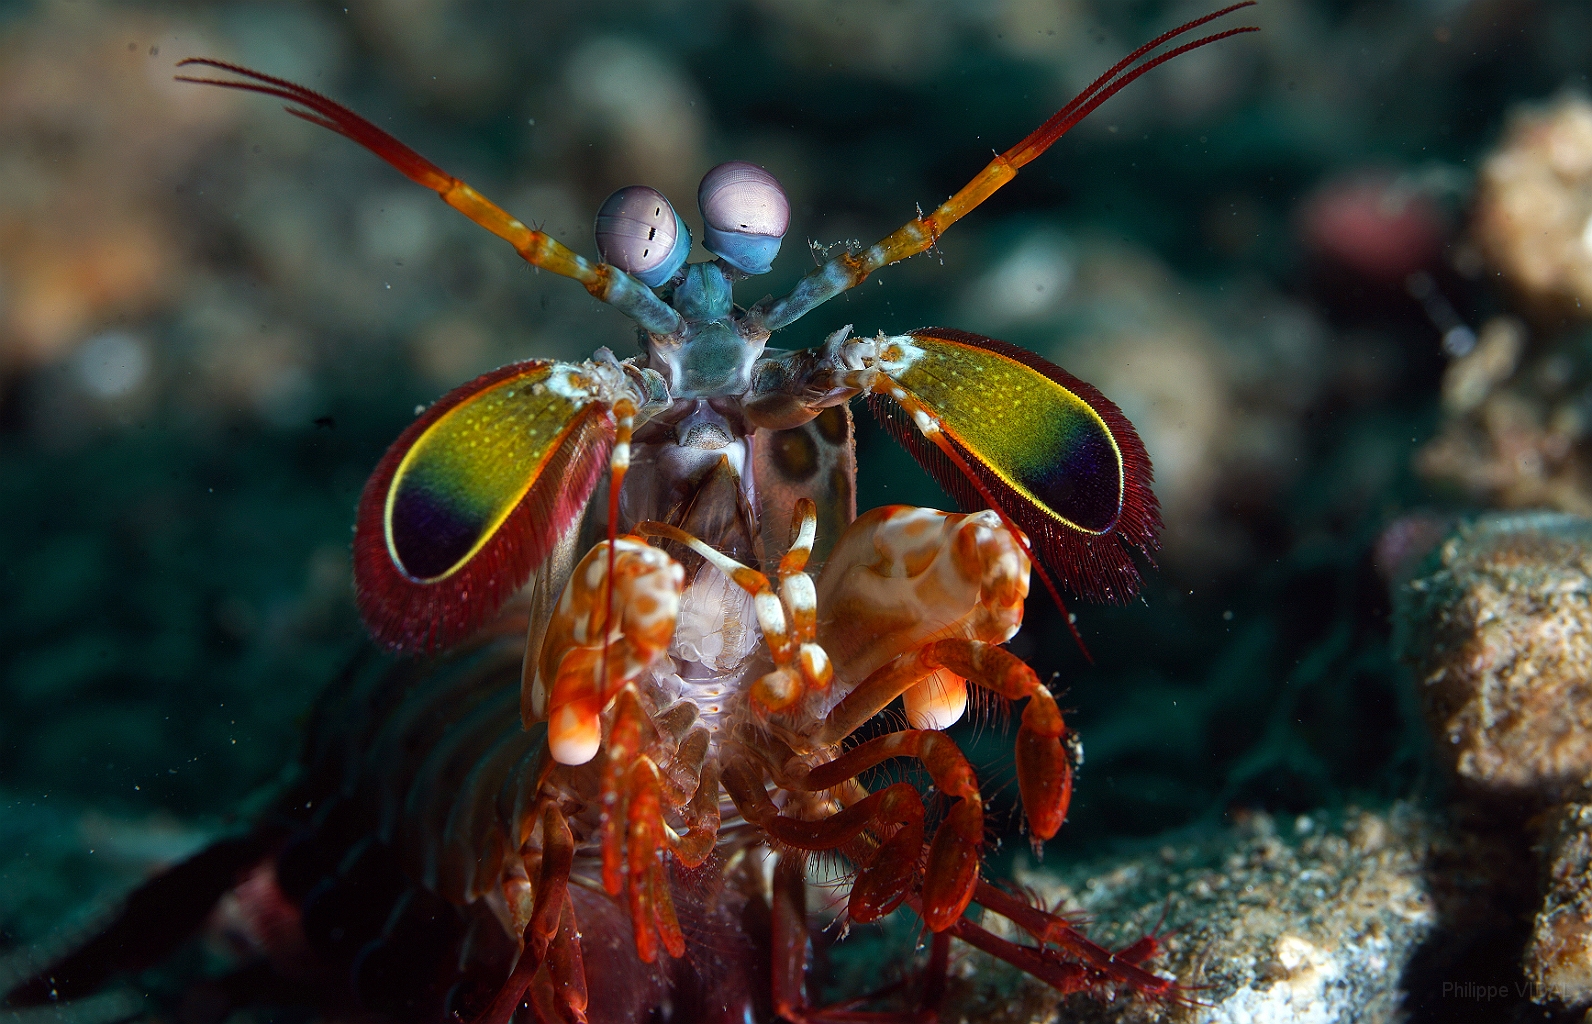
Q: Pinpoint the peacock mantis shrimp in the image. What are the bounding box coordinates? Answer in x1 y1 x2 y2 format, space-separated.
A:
7 6 1256 1022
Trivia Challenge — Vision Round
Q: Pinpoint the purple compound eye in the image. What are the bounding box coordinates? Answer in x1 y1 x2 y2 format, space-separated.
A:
594 185 691 288
697 161 789 275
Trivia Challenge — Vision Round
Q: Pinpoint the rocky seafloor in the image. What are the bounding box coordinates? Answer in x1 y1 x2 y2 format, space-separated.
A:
6 0 1592 1022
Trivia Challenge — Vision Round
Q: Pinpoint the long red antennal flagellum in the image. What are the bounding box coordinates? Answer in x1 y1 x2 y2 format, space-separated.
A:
1012 2 1260 164
1005 4 1260 168
174 59 686 337
175 58 447 186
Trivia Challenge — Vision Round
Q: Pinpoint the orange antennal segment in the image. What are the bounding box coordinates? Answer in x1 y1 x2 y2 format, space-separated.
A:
752 3 1259 331
174 59 683 337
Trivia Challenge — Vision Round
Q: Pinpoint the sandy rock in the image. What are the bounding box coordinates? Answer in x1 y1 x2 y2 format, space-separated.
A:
1395 512 1592 802
942 807 1437 1024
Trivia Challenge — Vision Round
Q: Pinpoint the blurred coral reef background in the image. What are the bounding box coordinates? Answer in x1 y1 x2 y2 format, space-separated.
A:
3 0 1592 1007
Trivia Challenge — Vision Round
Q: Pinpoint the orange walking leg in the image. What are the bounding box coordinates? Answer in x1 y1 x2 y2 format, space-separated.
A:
475 805 576 1024
815 637 1073 852
795 730 984 932
723 759 924 924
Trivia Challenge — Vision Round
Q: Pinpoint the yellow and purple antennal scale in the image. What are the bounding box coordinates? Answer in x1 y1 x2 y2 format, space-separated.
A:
352 361 615 651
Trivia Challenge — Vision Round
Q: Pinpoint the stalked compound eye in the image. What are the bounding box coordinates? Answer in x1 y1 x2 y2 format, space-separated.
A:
698 161 790 275
594 185 691 288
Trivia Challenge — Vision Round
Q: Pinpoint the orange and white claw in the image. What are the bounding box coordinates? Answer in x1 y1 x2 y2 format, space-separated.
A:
527 536 685 765
816 505 1031 690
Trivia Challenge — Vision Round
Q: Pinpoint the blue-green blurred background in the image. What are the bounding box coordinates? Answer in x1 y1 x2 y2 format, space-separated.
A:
3 0 1590 941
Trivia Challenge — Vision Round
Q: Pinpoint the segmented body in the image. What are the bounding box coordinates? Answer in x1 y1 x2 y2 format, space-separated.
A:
260 408 1030 1023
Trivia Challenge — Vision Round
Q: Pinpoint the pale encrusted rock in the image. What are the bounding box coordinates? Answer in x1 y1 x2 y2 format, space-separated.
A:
1395 512 1592 803
1473 92 1592 318
1413 317 1592 517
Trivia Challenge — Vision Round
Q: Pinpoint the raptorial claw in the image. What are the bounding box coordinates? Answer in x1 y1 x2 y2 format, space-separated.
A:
808 505 1074 845
845 786 925 923
624 758 686 961
526 536 684 764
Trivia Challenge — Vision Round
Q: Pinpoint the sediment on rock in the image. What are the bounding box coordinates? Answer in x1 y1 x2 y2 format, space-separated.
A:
942 806 1446 1024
